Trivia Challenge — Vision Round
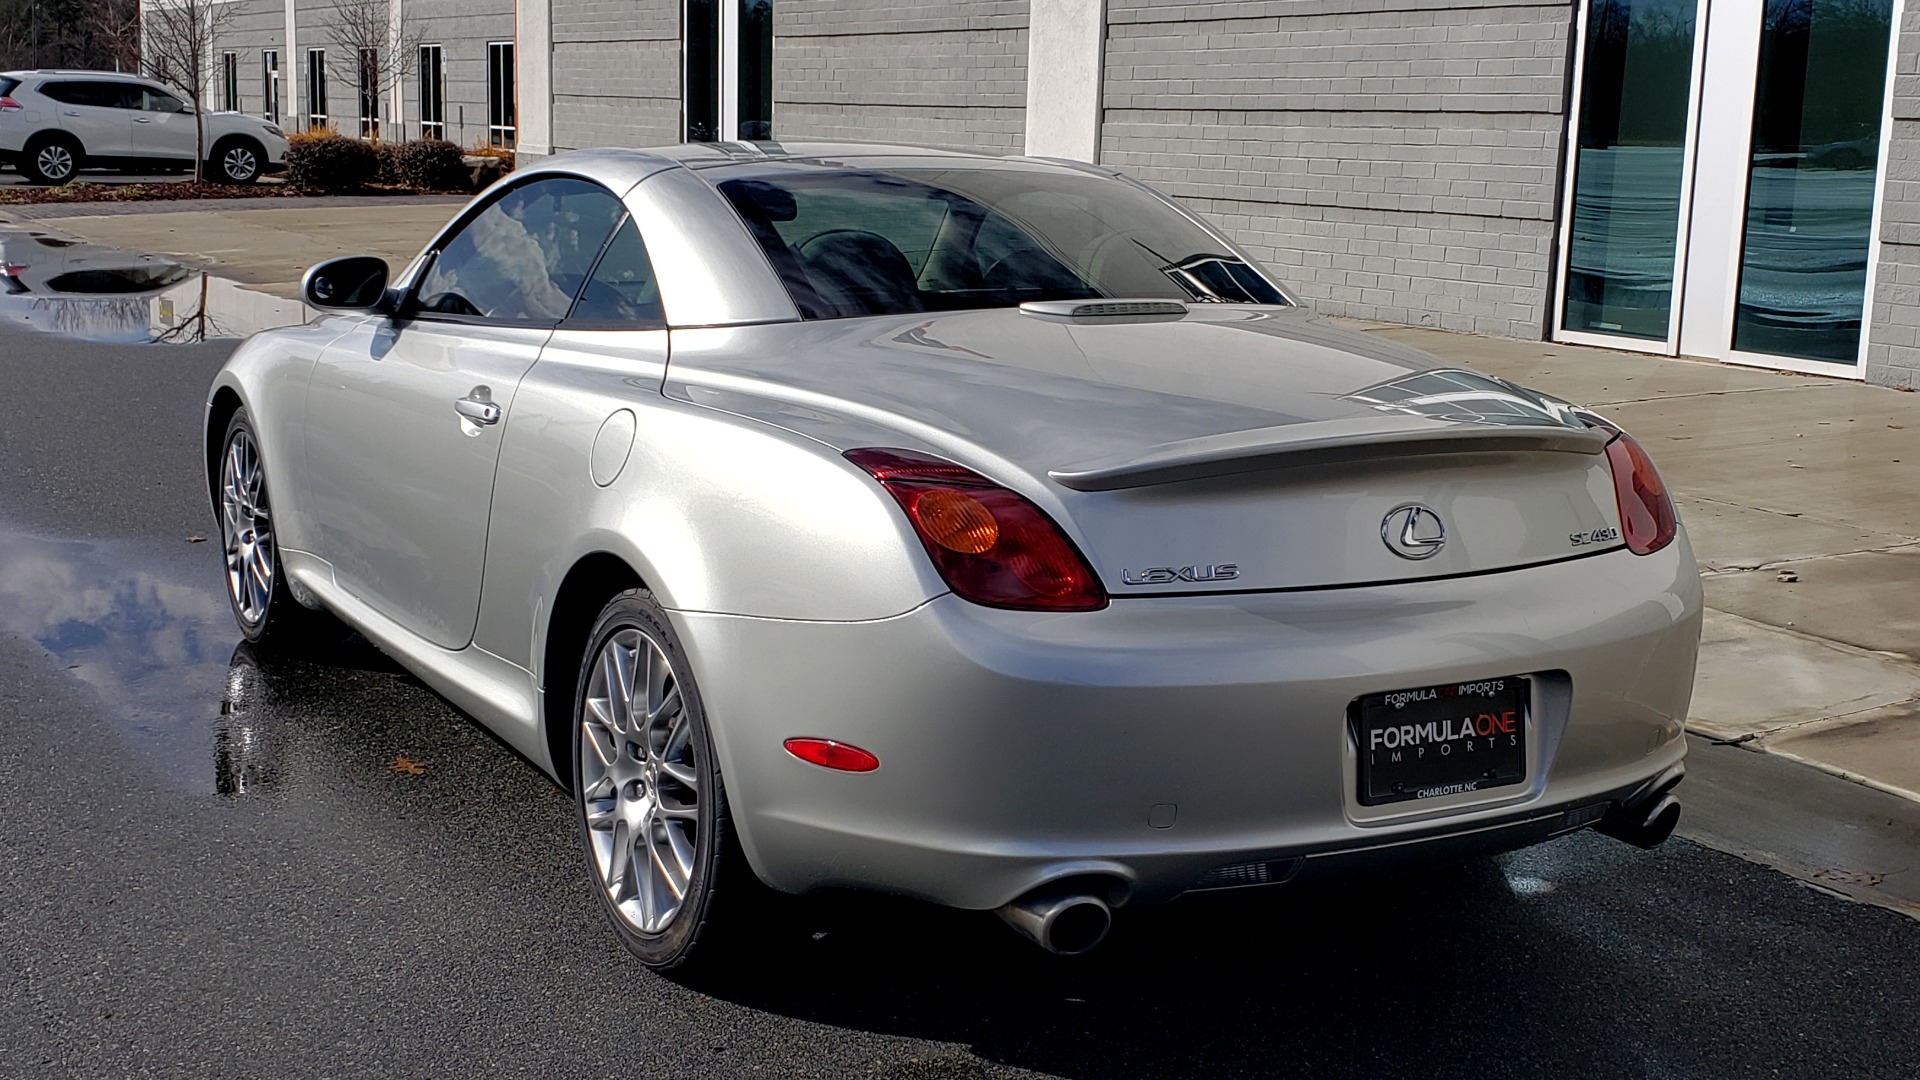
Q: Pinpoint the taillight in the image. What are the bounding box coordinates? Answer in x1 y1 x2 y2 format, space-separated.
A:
0 97 20 112
1602 430 1677 555
846 447 1108 612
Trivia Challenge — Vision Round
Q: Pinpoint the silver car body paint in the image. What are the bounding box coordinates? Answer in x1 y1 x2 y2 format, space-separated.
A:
206 143 1701 912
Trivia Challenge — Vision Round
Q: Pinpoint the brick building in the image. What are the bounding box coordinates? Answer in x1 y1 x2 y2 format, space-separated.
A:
496 0 1914 389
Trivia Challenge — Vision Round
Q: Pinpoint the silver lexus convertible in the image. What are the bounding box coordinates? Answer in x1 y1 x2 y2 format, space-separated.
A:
205 142 1701 968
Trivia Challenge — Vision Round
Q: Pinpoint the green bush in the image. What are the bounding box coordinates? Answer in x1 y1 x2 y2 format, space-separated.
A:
285 134 379 194
391 139 468 192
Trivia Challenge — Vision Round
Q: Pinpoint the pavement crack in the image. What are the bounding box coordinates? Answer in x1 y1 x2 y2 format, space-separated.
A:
1588 384 1840 407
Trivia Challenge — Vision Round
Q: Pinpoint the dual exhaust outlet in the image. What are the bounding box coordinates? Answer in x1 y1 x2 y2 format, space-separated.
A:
995 777 1683 955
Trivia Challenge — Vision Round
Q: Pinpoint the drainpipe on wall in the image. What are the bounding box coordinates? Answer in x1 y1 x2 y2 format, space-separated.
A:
1024 0 1107 162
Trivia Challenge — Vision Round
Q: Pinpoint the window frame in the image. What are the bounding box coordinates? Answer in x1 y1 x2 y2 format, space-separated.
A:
486 41 516 148
417 44 444 140
356 46 379 139
400 172 632 330
263 50 280 124
221 51 240 113
306 48 328 129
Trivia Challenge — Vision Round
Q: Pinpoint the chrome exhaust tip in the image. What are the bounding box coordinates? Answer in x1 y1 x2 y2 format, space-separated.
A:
1597 791 1681 850
995 887 1113 955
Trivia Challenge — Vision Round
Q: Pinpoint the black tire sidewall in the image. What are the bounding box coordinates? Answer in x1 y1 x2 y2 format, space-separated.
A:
212 139 261 184
26 136 79 185
571 589 732 971
219 409 307 645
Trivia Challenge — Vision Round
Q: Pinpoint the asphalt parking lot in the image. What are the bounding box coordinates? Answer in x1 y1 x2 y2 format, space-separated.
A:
3 321 1919 1079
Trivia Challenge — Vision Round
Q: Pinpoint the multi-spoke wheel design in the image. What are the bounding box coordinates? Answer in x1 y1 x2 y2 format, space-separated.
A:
221 427 274 628
216 141 261 184
27 138 79 185
580 625 700 933
573 589 753 971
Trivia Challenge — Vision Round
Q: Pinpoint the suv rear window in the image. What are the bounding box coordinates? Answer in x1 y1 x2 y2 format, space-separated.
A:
0 77 19 98
714 163 1289 320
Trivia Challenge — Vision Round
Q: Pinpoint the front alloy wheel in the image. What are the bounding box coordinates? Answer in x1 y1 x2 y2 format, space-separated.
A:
575 590 745 970
217 409 323 646
219 143 260 183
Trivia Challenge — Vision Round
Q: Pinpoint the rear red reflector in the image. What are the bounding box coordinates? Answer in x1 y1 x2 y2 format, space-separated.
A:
846 447 1108 612
1602 430 1677 556
0 97 21 112
783 738 880 772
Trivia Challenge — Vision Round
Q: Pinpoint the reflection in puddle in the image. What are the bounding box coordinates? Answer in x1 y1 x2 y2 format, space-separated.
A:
0 527 408 794
0 227 313 343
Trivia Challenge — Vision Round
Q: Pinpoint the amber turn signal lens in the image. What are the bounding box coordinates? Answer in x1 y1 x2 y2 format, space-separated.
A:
911 489 999 554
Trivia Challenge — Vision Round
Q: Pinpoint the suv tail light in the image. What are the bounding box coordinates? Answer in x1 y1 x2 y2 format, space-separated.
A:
846 448 1108 612
1599 428 1677 556
0 97 22 113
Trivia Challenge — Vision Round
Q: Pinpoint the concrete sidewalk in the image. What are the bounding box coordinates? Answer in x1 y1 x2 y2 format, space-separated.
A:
8 199 1919 799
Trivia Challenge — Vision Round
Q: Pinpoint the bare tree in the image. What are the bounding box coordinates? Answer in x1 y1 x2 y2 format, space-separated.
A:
87 0 143 73
324 0 423 141
142 0 236 181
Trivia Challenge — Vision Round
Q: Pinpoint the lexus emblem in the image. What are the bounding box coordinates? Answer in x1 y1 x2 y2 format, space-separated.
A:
1381 504 1446 560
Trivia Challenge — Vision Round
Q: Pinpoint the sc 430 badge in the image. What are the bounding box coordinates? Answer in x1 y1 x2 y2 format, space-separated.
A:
1570 527 1620 548
1121 564 1240 586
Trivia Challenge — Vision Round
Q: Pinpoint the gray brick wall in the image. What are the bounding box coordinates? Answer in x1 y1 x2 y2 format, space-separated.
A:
211 0 285 122
1102 0 1571 338
406 0 516 146
550 0 681 151
774 0 1028 154
1868 1 1920 390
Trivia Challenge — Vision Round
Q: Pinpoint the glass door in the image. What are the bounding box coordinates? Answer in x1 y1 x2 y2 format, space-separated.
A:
1723 0 1896 371
1554 0 1710 354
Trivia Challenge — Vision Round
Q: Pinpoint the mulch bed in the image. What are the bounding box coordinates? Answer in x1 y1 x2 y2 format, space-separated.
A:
0 181 445 205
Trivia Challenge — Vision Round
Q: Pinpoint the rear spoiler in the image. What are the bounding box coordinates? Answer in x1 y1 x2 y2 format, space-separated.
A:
1048 416 1610 492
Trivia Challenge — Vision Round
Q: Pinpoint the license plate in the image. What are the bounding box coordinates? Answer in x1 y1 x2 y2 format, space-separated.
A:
1354 677 1529 806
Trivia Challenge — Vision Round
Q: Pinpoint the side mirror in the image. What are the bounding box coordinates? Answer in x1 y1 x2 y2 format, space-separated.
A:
302 256 390 311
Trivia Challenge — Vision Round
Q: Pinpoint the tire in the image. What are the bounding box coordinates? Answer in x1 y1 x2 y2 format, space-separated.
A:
573 589 752 971
23 135 81 185
210 138 263 184
217 409 327 647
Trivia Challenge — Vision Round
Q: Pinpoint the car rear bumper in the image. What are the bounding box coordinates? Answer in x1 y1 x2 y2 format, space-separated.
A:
674 536 1702 911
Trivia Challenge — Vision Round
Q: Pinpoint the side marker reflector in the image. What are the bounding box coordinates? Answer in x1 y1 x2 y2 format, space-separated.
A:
783 737 880 773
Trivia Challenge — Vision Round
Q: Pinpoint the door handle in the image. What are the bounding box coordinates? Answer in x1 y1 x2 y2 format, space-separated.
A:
134 117 152 123
454 387 501 426
62 110 80 117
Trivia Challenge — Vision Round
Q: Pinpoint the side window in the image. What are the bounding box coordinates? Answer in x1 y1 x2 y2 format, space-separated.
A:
567 216 666 326
414 177 627 323
137 88 186 113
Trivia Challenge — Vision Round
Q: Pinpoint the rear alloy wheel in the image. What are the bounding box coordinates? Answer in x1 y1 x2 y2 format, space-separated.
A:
25 137 79 185
212 139 262 184
574 590 744 971
218 409 325 647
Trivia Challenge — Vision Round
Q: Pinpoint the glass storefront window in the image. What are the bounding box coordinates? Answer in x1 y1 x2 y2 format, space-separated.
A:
1562 0 1700 341
1731 0 1893 364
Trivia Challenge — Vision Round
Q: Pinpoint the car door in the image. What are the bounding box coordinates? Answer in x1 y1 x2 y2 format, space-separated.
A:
128 85 198 166
301 175 631 649
38 80 130 157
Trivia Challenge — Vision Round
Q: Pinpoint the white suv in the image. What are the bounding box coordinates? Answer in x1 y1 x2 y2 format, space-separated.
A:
0 70 289 185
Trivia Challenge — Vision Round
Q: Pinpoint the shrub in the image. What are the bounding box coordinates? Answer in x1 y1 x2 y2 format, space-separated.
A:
285 134 378 194
391 139 468 192
372 139 406 186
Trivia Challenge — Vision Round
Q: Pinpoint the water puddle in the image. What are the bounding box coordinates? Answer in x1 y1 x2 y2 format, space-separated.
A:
0 227 312 343
0 526 421 795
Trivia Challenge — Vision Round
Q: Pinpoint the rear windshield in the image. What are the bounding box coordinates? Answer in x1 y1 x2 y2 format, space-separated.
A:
0 77 19 98
715 164 1288 319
